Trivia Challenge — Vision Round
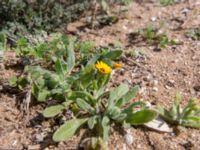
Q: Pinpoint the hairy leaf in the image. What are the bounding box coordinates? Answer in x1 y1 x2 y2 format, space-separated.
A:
126 109 158 125
116 85 139 107
53 118 88 142
43 105 65 118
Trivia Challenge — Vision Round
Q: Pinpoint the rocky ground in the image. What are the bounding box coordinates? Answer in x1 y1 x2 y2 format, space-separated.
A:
0 0 200 149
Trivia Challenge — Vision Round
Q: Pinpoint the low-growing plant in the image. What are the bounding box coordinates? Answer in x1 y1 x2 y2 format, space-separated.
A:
185 28 200 41
10 34 123 100
50 83 157 148
1 0 132 41
139 24 176 48
125 49 145 58
0 0 92 40
9 33 159 149
159 0 175 6
14 33 76 66
158 94 200 128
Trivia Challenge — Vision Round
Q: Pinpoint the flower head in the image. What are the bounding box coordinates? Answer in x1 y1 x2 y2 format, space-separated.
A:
113 63 123 69
95 61 112 74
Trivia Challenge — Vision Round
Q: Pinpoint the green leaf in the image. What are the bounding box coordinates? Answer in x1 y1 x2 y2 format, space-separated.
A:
43 105 65 118
102 116 110 141
123 101 145 114
0 33 6 50
67 37 75 73
87 54 100 65
107 106 121 119
158 106 175 123
116 85 139 107
9 76 18 87
53 118 88 142
76 98 95 114
108 84 129 109
185 116 200 122
88 116 98 129
182 117 200 128
175 93 182 107
114 113 127 122
37 89 50 102
17 77 28 89
17 37 28 48
55 58 67 75
43 101 71 118
31 71 41 80
170 105 178 120
103 50 122 60
181 98 198 118
97 73 110 90
68 91 95 104
126 109 158 125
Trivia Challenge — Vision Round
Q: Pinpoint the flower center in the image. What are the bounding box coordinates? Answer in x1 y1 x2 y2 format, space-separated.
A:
100 68 105 73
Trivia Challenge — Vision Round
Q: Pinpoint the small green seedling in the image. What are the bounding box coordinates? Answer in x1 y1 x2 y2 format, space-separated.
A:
185 28 200 40
159 0 175 6
139 24 176 48
125 49 145 58
158 94 200 128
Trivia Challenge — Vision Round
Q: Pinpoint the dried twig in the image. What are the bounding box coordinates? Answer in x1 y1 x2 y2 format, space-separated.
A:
21 88 32 125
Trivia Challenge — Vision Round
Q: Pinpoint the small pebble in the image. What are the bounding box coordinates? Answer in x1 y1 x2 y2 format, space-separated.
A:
124 133 134 145
35 133 45 142
191 56 197 60
165 85 171 89
152 87 158 92
170 132 176 137
12 140 17 146
145 101 152 108
153 80 158 86
151 16 157 22
143 75 151 82
123 25 127 30
181 8 189 14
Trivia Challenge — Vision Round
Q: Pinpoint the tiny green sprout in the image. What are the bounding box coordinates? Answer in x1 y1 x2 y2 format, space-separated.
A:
185 28 200 41
139 24 176 48
159 0 175 6
158 93 200 128
9 76 28 90
125 49 144 58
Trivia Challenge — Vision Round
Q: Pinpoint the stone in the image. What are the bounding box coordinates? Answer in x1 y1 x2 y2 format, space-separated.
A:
144 117 173 133
152 87 158 92
124 133 134 145
151 16 157 22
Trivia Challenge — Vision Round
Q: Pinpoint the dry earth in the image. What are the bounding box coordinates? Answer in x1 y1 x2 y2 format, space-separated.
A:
0 0 200 149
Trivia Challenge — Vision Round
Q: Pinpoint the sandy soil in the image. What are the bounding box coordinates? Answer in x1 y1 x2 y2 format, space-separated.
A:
0 0 200 149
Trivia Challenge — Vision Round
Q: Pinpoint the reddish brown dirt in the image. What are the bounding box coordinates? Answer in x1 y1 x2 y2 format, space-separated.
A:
1 0 200 149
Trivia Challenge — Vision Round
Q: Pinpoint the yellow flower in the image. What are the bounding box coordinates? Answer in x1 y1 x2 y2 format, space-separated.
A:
95 61 112 74
113 63 123 69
